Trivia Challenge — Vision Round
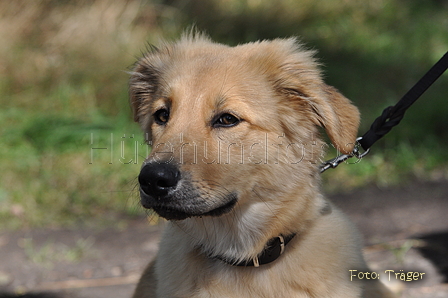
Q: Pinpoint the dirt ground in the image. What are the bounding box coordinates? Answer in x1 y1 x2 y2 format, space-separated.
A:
1 180 447 298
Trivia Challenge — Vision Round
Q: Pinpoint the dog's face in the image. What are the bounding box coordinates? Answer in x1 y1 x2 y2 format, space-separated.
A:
129 35 359 223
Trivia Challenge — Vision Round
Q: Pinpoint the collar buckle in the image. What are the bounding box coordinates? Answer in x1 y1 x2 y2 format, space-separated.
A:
278 235 285 255
252 256 260 267
214 233 294 267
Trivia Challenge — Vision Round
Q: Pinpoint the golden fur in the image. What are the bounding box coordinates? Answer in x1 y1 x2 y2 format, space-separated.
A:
129 33 394 298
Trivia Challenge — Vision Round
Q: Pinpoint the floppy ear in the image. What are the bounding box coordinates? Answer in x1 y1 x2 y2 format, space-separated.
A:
257 38 360 154
128 48 167 144
129 60 160 123
308 84 360 154
250 38 359 154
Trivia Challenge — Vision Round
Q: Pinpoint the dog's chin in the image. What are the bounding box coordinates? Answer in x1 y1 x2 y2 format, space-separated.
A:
143 197 238 221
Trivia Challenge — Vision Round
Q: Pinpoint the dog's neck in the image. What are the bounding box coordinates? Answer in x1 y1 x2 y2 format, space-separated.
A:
213 202 331 267
174 191 332 267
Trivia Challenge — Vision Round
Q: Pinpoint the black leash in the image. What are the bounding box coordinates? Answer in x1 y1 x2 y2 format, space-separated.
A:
321 51 448 173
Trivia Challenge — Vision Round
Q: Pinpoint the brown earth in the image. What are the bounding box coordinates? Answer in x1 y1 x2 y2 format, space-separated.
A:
1 180 447 298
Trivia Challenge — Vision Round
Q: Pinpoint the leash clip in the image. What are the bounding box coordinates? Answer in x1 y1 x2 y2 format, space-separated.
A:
352 137 371 159
320 137 370 173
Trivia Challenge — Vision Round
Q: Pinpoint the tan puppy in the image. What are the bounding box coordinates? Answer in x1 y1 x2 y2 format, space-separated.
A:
129 33 394 298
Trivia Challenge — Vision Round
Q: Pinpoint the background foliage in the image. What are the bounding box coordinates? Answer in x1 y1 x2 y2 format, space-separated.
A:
1 0 447 228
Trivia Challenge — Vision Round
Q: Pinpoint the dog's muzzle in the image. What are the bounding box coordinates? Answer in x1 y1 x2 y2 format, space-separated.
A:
138 162 238 220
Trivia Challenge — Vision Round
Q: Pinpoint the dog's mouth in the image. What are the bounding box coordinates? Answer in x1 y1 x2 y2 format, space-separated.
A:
151 198 237 221
140 188 238 221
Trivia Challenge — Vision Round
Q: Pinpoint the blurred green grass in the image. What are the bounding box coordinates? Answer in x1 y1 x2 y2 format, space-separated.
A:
1 0 447 228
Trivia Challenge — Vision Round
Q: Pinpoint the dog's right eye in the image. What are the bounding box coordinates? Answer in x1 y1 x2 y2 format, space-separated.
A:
213 113 240 128
154 109 170 125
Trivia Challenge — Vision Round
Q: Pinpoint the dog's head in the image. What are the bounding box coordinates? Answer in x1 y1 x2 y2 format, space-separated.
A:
129 34 359 222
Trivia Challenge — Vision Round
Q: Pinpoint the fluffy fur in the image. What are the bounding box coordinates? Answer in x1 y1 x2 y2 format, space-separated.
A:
129 33 394 298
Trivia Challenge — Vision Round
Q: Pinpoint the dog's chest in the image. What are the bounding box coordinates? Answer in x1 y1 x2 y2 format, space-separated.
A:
156 258 362 298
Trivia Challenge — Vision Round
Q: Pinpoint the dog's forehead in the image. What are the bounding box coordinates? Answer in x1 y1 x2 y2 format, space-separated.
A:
166 50 241 89
163 49 275 113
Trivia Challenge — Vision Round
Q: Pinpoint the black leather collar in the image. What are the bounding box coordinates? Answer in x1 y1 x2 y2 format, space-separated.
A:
213 233 296 267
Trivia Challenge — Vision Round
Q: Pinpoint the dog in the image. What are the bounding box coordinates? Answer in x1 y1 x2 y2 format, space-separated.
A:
129 33 394 298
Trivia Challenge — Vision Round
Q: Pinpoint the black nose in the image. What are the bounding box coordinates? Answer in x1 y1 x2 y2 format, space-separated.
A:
138 162 181 198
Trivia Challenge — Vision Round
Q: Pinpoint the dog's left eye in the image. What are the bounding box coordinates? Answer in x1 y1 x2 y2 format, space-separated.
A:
154 108 170 125
213 113 240 128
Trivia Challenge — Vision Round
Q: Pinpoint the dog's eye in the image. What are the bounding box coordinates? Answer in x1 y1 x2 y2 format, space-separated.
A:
213 113 240 128
154 109 170 125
